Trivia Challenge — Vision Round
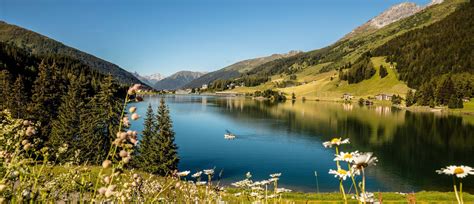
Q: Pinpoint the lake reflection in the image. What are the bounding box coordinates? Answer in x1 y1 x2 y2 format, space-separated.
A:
131 95 474 193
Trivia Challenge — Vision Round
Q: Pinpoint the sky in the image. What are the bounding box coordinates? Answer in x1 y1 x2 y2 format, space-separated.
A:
0 0 431 76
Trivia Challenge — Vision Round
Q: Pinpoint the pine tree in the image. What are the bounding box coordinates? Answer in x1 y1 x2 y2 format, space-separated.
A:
0 70 12 111
136 104 161 173
49 74 87 161
156 98 179 175
29 60 64 139
80 75 122 163
406 90 416 107
379 65 388 78
10 76 28 118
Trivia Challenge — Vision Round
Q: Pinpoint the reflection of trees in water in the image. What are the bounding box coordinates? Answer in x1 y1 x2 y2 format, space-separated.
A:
210 98 474 192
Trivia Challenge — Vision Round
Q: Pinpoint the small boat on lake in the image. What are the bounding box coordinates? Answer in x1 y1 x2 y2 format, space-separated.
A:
224 130 236 140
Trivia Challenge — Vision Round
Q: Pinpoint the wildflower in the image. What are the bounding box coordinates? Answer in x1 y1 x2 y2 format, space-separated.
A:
192 171 202 178
251 186 264 191
129 106 137 113
356 192 375 203
122 156 131 164
118 132 127 140
58 143 68 154
276 188 292 193
21 189 31 199
127 84 141 95
104 176 111 184
334 151 358 163
245 172 252 178
177 171 191 177
270 173 281 178
122 117 130 127
234 192 242 197
22 120 31 126
196 181 207 186
436 165 474 178
352 152 378 169
260 179 272 185
131 113 140 120
322 138 349 148
269 177 279 182
21 139 29 146
23 143 31 151
25 126 36 136
231 179 252 188
329 169 352 180
204 169 214 175
119 150 128 158
102 160 112 169
105 185 116 198
0 184 6 192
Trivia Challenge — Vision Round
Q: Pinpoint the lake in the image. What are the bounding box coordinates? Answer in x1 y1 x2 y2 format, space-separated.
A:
130 95 474 193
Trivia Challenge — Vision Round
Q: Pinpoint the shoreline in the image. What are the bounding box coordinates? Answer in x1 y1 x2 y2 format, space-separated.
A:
139 92 474 115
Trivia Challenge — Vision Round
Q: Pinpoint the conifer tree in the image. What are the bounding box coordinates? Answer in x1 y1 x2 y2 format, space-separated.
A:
0 70 12 111
80 75 122 163
156 98 179 175
406 90 416 107
29 61 64 138
136 103 161 173
49 75 87 161
11 76 28 118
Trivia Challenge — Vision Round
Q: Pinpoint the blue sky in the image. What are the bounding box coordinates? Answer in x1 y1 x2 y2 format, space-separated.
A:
0 0 430 76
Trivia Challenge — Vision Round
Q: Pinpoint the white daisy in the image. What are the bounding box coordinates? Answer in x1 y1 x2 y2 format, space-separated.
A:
177 171 190 177
191 171 202 178
322 138 350 148
436 165 474 178
275 188 292 193
270 173 281 178
329 169 352 180
352 152 378 169
196 181 207 186
203 169 214 175
334 151 359 163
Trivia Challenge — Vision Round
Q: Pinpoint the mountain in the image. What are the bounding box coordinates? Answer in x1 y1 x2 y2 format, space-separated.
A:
184 50 302 88
132 72 164 87
344 0 444 39
154 71 206 90
222 0 471 104
0 21 142 85
238 0 462 80
344 2 423 39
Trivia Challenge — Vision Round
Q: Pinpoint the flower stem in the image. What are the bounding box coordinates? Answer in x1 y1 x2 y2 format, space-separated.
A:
362 167 366 204
460 180 463 204
340 179 347 203
348 163 360 203
453 176 461 204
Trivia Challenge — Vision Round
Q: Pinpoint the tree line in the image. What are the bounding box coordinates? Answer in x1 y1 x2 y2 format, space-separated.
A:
0 42 179 175
373 2 474 108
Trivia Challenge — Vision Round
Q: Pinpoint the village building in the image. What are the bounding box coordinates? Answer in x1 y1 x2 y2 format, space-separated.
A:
375 93 393 101
342 93 354 100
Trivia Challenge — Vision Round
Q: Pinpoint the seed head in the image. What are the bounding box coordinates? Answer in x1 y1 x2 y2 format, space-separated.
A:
102 160 112 169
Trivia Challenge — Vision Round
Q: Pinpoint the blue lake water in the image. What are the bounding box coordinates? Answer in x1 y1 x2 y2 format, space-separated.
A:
130 95 474 193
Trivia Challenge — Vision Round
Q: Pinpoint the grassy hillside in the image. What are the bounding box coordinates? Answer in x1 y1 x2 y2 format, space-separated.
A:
234 57 409 100
0 21 142 85
235 0 466 80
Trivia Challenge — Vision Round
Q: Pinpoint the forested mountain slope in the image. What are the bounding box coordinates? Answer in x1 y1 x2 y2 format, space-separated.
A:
0 21 142 85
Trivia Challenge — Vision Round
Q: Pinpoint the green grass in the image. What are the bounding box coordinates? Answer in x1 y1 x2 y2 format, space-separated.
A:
332 57 409 98
232 57 410 101
222 191 474 203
